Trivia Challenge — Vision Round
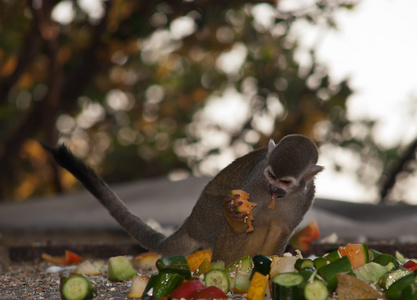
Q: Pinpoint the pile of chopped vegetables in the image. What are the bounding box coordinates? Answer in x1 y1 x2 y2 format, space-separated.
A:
49 242 417 300
40 220 416 300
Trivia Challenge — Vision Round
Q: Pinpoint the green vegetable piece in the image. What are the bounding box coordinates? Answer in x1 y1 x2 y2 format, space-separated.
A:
401 282 417 300
272 272 304 300
252 254 272 276
225 256 253 273
234 269 252 293
303 279 328 300
298 267 316 282
60 275 97 300
385 273 416 300
313 257 327 270
354 262 395 282
317 256 352 292
324 250 341 263
107 256 137 282
204 269 230 294
156 255 192 280
379 268 412 290
143 272 184 299
395 251 406 264
368 248 383 261
294 258 315 270
211 260 226 270
373 254 400 269
225 255 253 290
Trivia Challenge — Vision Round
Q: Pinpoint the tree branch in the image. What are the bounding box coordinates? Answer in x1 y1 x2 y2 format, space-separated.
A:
380 138 417 202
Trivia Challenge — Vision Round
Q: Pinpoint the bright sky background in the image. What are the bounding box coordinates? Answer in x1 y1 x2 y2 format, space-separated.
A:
293 0 417 202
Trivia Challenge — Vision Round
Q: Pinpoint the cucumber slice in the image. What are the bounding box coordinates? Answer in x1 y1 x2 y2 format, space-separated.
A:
303 279 328 300
373 254 400 269
298 267 316 282
317 256 352 291
108 256 137 282
60 275 97 300
143 272 184 299
378 268 412 290
401 282 417 300
234 269 252 293
156 255 192 280
225 255 253 291
272 272 304 300
385 273 416 300
204 269 230 294
313 257 327 270
294 258 315 270
368 248 383 261
324 250 341 263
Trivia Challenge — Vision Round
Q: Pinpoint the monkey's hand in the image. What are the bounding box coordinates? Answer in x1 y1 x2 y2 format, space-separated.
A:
223 194 250 233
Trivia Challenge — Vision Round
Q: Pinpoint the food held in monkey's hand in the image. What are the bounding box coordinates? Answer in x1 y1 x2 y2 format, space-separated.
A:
225 189 257 233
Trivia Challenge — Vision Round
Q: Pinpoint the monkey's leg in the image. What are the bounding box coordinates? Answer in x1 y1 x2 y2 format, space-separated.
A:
261 220 291 256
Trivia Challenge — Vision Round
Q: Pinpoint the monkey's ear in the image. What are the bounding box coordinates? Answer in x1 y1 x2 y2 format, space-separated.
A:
268 139 276 156
304 165 324 181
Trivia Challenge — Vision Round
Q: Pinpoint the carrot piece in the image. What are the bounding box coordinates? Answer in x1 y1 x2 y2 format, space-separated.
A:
229 189 257 233
186 249 212 272
290 219 320 252
247 271 269 300
42 250 83 265
63 250 83 264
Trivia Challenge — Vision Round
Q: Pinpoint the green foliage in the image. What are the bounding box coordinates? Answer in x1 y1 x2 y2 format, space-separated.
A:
2 0 400 202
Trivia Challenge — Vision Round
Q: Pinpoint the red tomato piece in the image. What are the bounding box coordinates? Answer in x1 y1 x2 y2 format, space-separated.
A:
168 280 206 299
403 260 417 271
189 286 227 299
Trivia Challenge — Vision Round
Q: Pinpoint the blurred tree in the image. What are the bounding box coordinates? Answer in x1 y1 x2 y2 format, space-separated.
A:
1 0 410 203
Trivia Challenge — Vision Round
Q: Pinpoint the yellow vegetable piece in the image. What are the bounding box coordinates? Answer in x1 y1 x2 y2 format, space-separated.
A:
130 252 161 271
194 258 214 276
247 271 269 300
128 275 150 299
186 248 212 272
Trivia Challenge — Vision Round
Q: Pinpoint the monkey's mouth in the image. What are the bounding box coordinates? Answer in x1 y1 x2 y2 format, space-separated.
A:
270 187 286 199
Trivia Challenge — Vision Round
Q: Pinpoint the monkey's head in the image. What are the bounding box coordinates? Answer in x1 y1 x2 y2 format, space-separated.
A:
264 134 323 199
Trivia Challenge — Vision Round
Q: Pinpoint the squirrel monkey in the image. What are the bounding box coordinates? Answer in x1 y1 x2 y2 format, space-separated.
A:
44 134 323 264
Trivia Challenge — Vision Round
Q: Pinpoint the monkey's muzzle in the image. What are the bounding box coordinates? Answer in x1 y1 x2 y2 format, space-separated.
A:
269 185 286 199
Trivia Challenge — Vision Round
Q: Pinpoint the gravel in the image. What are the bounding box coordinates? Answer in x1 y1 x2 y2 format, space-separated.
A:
0 260 132 299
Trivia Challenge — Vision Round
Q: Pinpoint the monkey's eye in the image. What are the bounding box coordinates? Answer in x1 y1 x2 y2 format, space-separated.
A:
268 170 276 180
279 179 291 185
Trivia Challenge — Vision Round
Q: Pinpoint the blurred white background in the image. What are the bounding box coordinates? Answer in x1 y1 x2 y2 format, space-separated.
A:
285 0 417 202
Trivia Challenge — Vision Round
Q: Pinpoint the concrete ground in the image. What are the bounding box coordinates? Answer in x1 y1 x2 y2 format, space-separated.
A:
1 175 417 241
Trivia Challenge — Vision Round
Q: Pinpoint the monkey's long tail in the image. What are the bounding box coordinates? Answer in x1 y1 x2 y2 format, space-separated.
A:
43 143 168 251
